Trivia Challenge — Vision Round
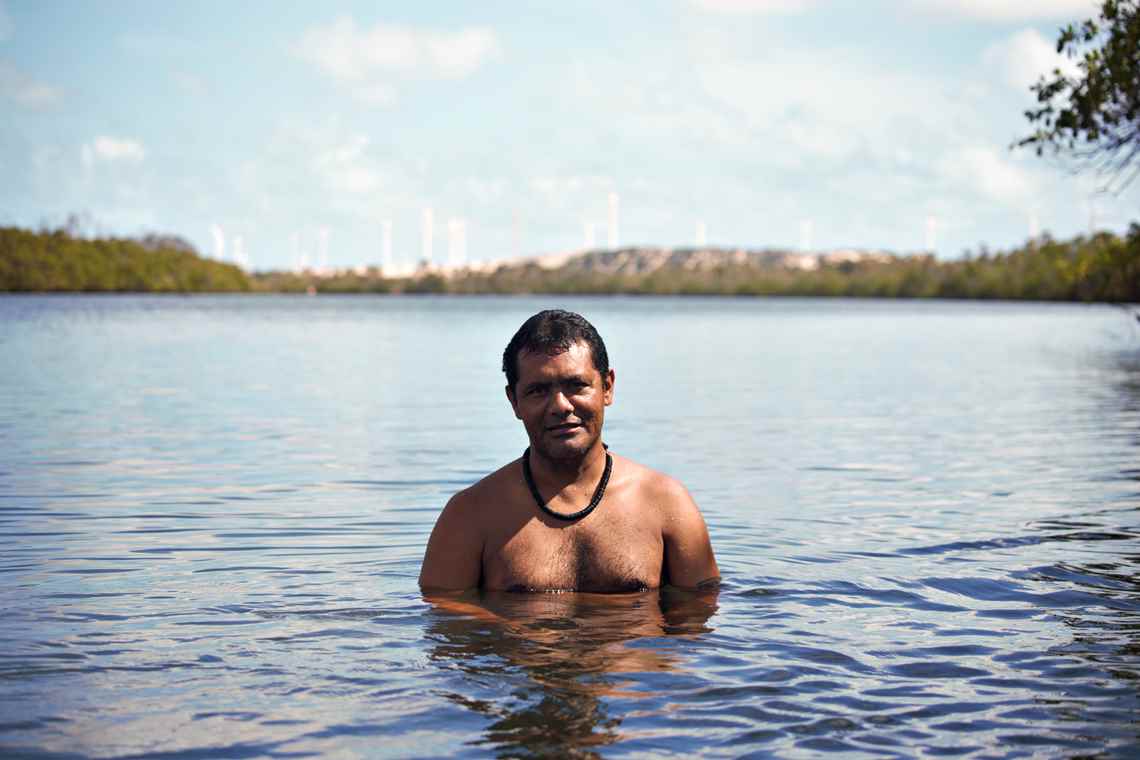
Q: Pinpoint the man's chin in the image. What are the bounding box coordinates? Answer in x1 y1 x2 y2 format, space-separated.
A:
535 434 593 460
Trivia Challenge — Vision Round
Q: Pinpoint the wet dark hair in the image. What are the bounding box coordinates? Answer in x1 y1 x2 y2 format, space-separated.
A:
502 310 610 393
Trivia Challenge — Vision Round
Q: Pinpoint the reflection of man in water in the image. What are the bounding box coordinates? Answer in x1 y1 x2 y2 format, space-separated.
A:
425 589 717 755
420 309 719 592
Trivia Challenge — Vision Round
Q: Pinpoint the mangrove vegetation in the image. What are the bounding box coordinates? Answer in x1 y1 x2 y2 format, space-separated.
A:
2 224 1137 303
0 227 250 292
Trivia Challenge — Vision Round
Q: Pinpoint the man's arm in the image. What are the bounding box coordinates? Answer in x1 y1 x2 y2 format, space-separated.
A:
660 480 719 589
419 492 483 591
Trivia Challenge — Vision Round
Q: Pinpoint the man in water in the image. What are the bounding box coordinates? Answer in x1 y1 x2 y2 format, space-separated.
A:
419 309 719 593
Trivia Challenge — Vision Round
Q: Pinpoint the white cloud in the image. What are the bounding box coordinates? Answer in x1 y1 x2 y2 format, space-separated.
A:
0 1 12 42
691 0 815 12
294 17 501 104
909 0 1098 22
0 61 62 107
529 175 613 200
350 82 397 106
565 56 751 151
449 176 509 205
936 146 1034 203
427 27 502 78
81 136 146 167
693 49 970 162
255 117 422 224
690 41 1053 224
313 134 381 194
328 164 380 194
93 136 146 162
983 28 1081 90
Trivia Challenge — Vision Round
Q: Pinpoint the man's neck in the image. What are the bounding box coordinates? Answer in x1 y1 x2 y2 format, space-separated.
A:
528 441 608 490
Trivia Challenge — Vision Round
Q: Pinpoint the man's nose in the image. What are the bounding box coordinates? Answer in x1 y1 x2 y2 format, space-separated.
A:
548 390 574 415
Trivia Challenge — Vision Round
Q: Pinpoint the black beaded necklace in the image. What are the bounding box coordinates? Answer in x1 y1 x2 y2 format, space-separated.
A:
521 445 612 521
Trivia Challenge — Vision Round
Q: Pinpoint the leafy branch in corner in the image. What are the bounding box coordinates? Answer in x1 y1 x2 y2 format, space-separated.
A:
1018 0 1140 190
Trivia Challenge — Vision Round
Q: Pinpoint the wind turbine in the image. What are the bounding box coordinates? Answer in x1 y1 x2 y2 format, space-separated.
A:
607 192 620 249
924 215 938 254
210 224 225 261
381 219 393 274
318 226 330 272
422 208 434 266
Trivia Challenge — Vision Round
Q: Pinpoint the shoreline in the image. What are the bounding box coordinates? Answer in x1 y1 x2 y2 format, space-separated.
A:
2 290 1136 308
4 225 1138 304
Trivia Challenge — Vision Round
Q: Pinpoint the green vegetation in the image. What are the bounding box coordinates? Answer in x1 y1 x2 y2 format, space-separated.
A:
256 227 1138 302
1020 0 1140 187
248 269 445 294
438 228 1140 302
0 227 250 292
254 267 394 294
3 224 1137 303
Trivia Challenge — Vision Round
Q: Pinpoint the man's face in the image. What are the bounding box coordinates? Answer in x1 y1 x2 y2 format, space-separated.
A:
507 341 615 461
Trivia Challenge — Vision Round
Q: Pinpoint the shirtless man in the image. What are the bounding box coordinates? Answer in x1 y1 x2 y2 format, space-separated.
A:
419 309 718 593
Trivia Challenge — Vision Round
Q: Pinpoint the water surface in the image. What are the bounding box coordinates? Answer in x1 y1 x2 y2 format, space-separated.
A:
1 295 1138 757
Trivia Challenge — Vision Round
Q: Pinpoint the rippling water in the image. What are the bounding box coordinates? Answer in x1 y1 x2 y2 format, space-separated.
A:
1 295 1138 758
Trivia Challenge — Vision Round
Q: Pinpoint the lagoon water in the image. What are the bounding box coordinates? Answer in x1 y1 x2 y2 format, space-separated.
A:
1 294 1138 758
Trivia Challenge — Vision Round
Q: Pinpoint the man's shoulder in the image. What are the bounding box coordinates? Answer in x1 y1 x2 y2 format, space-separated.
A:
612 454 710 550
612 453 695 510
447 456 522 509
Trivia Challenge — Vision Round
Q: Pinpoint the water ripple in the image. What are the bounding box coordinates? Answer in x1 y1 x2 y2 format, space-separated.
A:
1 296 1138 757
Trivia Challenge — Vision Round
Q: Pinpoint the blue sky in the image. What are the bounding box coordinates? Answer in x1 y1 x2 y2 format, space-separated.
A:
2 0 1136 272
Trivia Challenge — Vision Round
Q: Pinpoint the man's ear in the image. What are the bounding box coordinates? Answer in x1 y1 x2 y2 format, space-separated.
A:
506 385 522 419
603 369 615 406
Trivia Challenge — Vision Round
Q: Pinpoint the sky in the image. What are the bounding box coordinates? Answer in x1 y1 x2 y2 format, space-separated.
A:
1 0 1137 272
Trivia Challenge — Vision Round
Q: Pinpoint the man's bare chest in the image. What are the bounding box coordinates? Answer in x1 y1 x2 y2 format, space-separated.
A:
482 513 663 592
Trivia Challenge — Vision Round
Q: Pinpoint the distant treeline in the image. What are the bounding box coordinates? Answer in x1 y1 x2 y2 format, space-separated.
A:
254 268 395 294
435 227 1140 302
0 227 250 292
257 228 1140 302
3 224 1138 302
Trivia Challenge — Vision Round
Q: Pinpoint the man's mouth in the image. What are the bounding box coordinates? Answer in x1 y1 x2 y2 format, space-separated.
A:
547 422 582 434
